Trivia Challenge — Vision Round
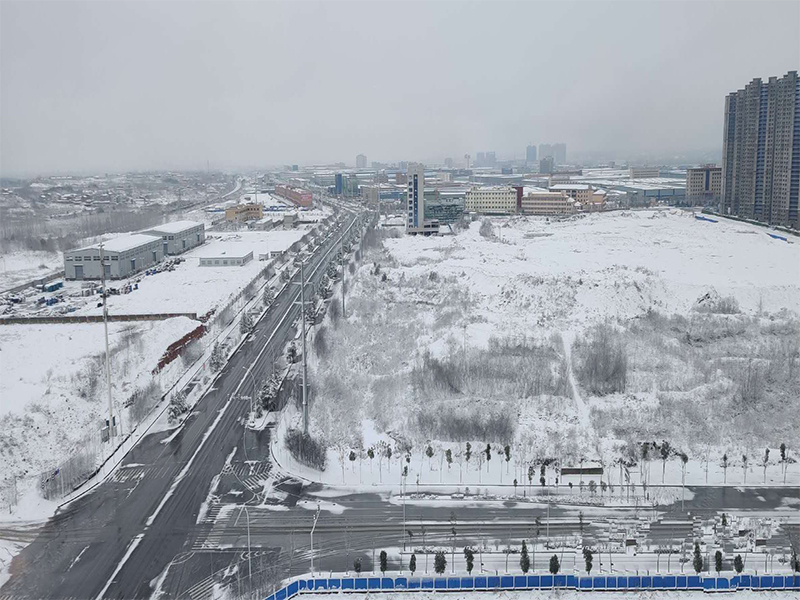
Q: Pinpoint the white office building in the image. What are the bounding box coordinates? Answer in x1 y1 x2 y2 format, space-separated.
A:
465 186 518 214
406 163 439 235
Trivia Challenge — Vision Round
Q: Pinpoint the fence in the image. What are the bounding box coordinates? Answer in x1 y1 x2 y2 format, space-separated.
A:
265 574 800 599
0 312 198 325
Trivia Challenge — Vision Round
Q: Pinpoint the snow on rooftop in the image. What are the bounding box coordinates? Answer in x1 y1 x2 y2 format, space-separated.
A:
77 233 160 253
146 220 203 234
550 184 591 190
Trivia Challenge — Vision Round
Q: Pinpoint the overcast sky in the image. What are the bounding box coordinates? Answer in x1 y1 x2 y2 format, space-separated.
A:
1 1 798 176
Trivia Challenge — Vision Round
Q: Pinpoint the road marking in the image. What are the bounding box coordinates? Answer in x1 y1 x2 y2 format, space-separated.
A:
145 397 233 528
94 533 144 600
67 545 89 571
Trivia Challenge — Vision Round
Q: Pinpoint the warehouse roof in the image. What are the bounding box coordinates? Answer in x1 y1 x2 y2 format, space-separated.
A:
145 220 203 234
73 233 161 254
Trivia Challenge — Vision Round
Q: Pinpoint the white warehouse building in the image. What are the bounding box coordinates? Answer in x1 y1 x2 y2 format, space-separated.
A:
141 220 205 256
64 234 163 280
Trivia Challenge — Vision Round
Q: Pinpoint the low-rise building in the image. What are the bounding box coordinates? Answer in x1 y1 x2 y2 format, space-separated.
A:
274 184 313 207
465 186 517 214
549 183 595 205
64 234 162 280
519 190 575 215
225 203 264 223
197 247 254 267
141 220 205 255
629 166 661 178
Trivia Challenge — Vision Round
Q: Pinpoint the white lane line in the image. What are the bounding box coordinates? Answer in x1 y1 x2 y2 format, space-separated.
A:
67 545 89 571
94 533 144 600
145 396 233 528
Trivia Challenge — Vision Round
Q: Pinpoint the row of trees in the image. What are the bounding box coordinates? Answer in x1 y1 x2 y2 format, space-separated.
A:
354 543 798 577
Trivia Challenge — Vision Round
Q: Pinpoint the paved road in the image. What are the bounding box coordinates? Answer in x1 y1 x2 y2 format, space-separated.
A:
0 207 361 600
3 200 799 599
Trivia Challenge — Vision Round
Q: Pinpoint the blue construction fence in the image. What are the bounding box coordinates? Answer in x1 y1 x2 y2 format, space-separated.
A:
265 573 800 599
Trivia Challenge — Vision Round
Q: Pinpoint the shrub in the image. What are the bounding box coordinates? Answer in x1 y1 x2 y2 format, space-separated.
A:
572 324 627 395
479 219 494 238
285 427 328 470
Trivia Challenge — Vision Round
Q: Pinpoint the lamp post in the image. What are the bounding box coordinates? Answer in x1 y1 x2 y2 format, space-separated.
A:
310 503 321 576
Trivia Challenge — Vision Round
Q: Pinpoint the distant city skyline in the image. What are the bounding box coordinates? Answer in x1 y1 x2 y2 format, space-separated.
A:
1 1 797 176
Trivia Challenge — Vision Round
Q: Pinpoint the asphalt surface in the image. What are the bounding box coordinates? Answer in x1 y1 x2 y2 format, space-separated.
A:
2 201 799 600
0 206 361 600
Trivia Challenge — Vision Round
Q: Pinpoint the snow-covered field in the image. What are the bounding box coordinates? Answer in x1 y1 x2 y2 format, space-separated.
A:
0 317 198 478
0 249 62 292
294 210 799 491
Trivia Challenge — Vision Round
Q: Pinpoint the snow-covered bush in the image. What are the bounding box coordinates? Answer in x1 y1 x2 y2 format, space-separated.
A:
285 427 327 470
572 324 628 395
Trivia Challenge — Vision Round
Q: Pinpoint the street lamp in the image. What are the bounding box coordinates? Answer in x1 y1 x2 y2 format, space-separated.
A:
237 505 252 597
310 503 321 577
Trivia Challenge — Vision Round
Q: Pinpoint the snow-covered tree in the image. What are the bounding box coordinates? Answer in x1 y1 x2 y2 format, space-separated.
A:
263 286 275 307
239 311 254 334
168 390 189 424
210 342 225 371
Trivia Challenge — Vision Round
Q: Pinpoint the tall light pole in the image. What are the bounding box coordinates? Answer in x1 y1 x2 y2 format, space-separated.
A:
340 235 346 319
238 505 252 598
100 243 115 444
310 503 321 576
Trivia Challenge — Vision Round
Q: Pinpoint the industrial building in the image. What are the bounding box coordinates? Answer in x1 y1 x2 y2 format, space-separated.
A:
629 167 661 179
274 184 313 207
519 190 576 215
196 246 254 267
465 186 518 214
549 183 595 205
722 70 799 228
64 234 163 280
226 203 264 223
141 220 205 255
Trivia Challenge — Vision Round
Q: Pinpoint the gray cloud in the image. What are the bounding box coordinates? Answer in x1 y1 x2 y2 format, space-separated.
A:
1 1 798 175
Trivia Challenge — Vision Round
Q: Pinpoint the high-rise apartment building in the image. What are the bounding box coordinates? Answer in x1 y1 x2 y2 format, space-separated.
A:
686 165 722 206
722 71 799 228
406 163 439 235
539 143 566 165
526 144 537 163
356 154 368 168
540 156 554 174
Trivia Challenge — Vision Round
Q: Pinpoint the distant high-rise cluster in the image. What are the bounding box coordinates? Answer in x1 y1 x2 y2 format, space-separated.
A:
526 144 537 164
475 151 497 168
539 143 566 165
722 70 799 228
356 154 367 168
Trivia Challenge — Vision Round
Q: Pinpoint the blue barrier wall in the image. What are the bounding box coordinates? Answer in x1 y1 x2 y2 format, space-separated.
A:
263 574 800 599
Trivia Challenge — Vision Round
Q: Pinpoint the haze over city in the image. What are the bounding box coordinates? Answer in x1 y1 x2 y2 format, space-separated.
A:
2 0 798 176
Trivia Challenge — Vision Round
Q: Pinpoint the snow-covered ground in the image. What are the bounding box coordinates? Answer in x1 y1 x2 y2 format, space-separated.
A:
0 317 198 478
0 249 63 292
287 210 799 492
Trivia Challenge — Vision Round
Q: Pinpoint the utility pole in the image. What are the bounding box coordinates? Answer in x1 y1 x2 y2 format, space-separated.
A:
100 243 115 444
300 260 308 434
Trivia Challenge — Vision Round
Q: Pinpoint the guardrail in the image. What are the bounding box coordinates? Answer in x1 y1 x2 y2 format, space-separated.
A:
265 573 800 599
